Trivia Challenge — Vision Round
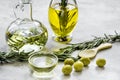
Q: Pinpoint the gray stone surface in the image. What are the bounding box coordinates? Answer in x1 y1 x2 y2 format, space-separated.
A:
0 0 120 80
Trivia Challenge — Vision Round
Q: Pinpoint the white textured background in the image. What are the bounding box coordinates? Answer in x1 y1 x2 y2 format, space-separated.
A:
0 0 120 80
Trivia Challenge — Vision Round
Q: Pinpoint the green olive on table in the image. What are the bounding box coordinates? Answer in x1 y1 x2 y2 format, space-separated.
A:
62 65 72 75
73 61 84 72
96 58 106 67
64 58 74 66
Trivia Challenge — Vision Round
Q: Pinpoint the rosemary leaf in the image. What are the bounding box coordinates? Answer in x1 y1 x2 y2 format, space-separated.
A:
61 0 68 8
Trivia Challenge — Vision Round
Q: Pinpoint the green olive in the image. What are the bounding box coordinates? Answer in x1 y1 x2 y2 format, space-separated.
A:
96 58 106 67
62 65 72 75
64 58 74 66
73 61 84 72
80 57 91 66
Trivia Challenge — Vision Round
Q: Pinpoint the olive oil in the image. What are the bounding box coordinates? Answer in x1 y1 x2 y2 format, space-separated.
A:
28 53 58 77
6 29 48 52
29 56 57 72
6 0 48 52
48 3 78 42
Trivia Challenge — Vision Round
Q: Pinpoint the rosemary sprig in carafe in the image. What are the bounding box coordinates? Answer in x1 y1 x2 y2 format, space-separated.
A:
61 0 68 7
56 0 69 41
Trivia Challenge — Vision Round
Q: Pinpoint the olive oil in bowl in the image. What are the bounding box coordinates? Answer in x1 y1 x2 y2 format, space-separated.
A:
28 53 58 78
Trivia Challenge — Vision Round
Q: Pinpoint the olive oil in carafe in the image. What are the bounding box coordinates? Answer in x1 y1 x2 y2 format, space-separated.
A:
6 29 48 52
6 0 48 52
48 3 78 42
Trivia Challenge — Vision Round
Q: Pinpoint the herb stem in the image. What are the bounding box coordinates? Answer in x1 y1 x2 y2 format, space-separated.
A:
61 0 68 8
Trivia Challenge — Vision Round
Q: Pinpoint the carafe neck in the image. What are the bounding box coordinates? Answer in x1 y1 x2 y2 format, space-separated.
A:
14 0 33 20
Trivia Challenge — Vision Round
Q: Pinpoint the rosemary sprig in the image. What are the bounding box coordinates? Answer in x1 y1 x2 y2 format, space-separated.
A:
61 0 68 8
0 50 33 64
0 32 120 64
53 32 120 61
59 0 68 37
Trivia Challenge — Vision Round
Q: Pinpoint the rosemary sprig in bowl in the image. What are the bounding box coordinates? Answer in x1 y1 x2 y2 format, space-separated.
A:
0 32 120 64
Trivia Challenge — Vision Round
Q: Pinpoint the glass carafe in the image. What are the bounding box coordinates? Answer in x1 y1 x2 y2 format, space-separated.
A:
6 0 48 53
48 0 78 43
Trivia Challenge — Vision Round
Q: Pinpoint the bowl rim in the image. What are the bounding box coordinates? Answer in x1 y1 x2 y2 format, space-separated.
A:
28 52 58 68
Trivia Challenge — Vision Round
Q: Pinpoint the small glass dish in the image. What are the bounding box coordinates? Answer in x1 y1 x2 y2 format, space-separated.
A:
28 52 58 79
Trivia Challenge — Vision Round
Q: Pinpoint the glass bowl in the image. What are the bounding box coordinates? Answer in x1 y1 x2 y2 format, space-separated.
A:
28 52 58 78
